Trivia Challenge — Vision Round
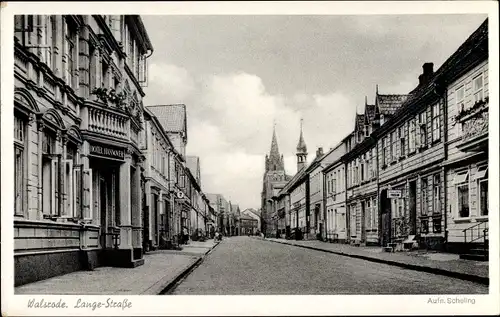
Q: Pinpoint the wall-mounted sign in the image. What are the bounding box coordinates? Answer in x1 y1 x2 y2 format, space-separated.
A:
176 191 185 199
89 143 125 160
387 190 402 199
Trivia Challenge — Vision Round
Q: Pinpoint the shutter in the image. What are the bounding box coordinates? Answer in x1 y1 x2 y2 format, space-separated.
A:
64 160 73 217
73 165 82 219
83 169 93 220
51 159 59 215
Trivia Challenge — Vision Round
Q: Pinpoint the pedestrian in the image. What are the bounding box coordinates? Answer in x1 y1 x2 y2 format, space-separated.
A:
183 227 189 244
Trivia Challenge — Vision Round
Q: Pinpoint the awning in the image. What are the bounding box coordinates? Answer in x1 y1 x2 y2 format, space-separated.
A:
475 167 488 179
453 172 469 185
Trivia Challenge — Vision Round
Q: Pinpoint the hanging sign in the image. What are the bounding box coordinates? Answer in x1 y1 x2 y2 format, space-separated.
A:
387 190 402 199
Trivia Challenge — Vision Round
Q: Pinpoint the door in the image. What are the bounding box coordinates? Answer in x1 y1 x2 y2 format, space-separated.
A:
361 201 366 242
99 176 107 248
380 189 391 246
409 181 417 235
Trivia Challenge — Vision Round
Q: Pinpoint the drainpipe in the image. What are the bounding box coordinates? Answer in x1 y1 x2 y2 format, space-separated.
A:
323 169 328 242
437 84 449 251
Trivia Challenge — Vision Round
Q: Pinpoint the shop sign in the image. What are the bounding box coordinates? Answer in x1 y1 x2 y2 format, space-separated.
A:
387 190 402 199
89 143 125 160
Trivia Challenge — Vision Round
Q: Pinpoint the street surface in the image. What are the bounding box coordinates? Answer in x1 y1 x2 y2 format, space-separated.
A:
171 236 488 295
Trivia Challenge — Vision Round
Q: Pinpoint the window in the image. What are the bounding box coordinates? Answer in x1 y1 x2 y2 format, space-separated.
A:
64 18 77 88
421 177 428 216
409 119 416 153
14 114 26 216
101 61 109 89
477 166 488 216
391 132 397 162
473 74 484 103
382 137 388 166
355 159 359 185
399 126 405 157
42 130 59 217
365 125 370 137
332 173 336 194
433 174 441 215
89 44 97 91
371 148 376 178
365 199 371 229
454 171 469 218
455 85 465 112
418 112 427 148
432 103 440 142
360 156 365 182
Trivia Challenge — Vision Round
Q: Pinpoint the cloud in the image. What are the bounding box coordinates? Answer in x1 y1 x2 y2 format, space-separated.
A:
145 64 357 209
145 63 196 105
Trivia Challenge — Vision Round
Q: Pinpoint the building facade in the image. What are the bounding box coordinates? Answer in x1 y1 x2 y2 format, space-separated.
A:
442 20 489 257
323 140 348 243
13 15 153 286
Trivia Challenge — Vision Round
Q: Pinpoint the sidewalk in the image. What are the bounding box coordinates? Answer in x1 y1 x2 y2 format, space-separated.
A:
264 238 489 285
15 240 220 295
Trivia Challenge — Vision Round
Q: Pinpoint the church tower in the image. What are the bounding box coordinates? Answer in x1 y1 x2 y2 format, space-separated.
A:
265 124 285 173
296 119 308 172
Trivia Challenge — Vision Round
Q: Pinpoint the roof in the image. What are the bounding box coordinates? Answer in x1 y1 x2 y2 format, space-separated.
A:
372 19 488 141
365 104 376 123
239 214 258 221
355 113 365 130
147 104 187 140
296 121 307 153
376 94 408 115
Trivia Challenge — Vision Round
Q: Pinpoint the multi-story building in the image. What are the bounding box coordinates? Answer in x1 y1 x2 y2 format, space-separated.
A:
441 19 488 257
142 108 176 250
346 92 407 246
323 139 348 243
374 63 446 250
13 15 153 286
242 208 261 233
239 214 259 235
147 104 191 244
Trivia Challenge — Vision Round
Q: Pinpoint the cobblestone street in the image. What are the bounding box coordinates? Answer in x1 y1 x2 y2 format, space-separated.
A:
171 236 488 295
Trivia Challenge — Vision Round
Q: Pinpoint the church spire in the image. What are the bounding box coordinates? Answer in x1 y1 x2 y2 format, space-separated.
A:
266 121 284 172
296 119 308 172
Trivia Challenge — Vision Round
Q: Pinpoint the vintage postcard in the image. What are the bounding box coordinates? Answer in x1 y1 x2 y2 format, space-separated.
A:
1 1 499 316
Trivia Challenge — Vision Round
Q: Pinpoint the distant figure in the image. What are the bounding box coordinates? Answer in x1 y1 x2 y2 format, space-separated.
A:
183 227 189 244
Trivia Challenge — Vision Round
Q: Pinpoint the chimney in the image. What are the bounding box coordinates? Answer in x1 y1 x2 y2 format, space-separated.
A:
316 147 324 158
419 62 434 86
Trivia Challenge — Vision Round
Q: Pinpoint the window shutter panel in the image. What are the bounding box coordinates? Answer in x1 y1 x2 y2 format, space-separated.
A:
64 160 73 217
51 159 59 215
73 166 81 218
83 169 93 220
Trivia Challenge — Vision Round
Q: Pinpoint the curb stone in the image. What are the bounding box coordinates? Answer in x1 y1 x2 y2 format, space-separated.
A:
158 241 222 295
266 239 489 286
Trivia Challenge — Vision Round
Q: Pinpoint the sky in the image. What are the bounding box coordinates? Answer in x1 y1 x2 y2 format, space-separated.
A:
141 14 487 210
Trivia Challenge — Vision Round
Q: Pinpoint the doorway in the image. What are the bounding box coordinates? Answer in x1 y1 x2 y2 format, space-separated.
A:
361 201 366 242
409 181 417 235
100 176 107 248
380 189 391 247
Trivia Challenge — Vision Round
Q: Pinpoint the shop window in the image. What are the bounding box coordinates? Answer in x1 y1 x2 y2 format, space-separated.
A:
432 215 442 233
433 174 441 215
421 218 429 234
14 114 26 216
454 172 469 218
432 103 441 142
421 177 428 216
477 166 488 216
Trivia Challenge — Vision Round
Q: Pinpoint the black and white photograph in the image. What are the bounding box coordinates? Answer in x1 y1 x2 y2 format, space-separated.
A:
1 1 499 316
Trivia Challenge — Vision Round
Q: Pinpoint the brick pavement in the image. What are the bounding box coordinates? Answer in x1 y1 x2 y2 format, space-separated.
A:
265 238 489 284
